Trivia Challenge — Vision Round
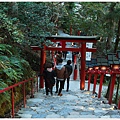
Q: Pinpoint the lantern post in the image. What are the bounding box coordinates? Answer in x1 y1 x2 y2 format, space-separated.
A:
98 65 108 98
107 53 120 104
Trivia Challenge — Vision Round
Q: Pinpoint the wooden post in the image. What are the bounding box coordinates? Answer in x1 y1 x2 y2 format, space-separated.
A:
93 73 98 94
108 74 116 104
40 45 46 88
77 30 81 36
11 88 14 118
23 83 26 108
74 55 77 64
73 64 77 80
98 73 104 98
80 42 86 90
31 36 98 90
118 97 120 109
88 73 92 91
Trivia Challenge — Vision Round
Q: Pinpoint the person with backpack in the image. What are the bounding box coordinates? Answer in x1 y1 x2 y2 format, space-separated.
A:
55 58 67 96
64 60 73 92
43 62 56 96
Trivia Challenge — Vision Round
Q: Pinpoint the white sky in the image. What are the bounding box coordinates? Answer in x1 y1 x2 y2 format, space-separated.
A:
0 0 119 2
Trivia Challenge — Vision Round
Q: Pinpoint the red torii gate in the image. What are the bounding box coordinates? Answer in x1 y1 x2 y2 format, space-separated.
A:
31 35 99 90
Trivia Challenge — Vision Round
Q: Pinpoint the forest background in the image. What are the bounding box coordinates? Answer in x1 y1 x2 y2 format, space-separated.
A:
0 2 120 117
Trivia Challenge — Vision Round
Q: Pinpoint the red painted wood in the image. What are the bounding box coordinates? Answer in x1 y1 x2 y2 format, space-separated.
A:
88 73 92 91
73 65 77 80
31 46 96 52
40 46 46 88
74 55 77 64
108 74 116 104
0 78 35 93
118 98 120 109
11 88 14 118
80 43 86 90
77 30 81 36
31 46 41 50
23 83 26 108
0 77 37 118
98 73 104 98
62 41 66 49
93 73 98 94
31 36 99 90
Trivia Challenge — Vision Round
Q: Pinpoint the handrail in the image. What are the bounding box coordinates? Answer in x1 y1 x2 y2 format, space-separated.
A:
0 76 38 118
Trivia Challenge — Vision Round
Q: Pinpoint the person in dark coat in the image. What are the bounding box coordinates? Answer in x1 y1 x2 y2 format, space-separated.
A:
43 62 56 96
62 51 67 60
64 60 73 92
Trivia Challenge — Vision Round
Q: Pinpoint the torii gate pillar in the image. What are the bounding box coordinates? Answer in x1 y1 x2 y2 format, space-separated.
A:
80 42 86 90
40 45 46 88
31 35 99 90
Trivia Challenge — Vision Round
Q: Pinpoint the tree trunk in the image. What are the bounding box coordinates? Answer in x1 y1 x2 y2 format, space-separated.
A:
106 3 117 52
105 2 116 99
106 36 112 50
114 19 120 53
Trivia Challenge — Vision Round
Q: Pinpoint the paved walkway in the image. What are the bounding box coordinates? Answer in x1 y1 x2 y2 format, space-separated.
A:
15 81 120 118
15 52 120 118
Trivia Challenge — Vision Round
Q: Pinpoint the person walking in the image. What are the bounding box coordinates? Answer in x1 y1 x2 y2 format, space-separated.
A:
43 62 56 96
72 42 77 62
56 51 62 65
55 58 67 96
62 51 67 60
64 60 73 92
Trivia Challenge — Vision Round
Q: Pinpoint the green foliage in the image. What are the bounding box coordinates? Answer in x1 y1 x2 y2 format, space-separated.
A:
0 44 35 117
17 2 55 46
0 7 35 116
0 91 11 116
0 79 11 117
0 79 8 90
1 2 120 116
0 44 12 56
0 12 24 44
0 44 35 83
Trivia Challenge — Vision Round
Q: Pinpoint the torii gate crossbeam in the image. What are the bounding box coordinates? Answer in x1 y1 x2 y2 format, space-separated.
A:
31 35 99 90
